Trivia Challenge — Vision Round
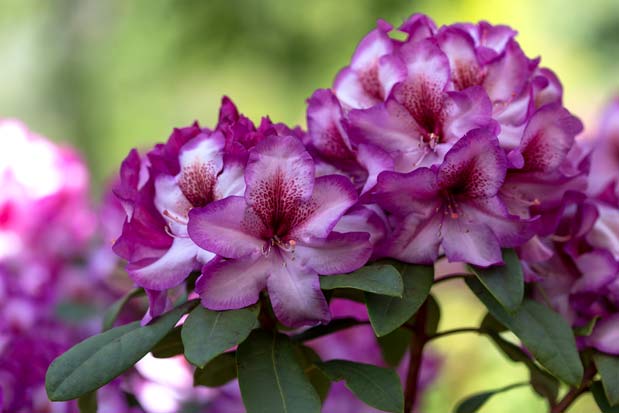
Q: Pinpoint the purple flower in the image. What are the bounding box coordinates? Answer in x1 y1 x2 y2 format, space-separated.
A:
188 135 372 327
306 88 394 195
374 128 532 267
589 97 619 196
333 19 401 110
527 190 619 354
113 98 299 317
0 119 137 413
500 103 586 235
523 99 619 355
306 14 585 267
0 119 95 262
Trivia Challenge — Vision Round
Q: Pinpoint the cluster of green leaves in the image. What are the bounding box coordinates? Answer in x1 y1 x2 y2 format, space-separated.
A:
46 261 425 413
45 249 619 413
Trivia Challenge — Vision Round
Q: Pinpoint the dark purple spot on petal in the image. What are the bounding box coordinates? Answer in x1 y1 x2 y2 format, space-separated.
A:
453 60 485 90
359 64 384 101
179 162 216 207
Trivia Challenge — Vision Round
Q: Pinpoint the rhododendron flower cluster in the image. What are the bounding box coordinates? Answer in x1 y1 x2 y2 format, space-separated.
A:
36 10 619 413
307 14 585 267
113 13 586 327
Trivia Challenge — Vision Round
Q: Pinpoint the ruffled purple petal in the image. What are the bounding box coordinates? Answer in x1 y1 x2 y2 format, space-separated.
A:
355 143 394 195
441 214 503 267
127 237 205 290
442 86 497 144
187 196 264 259
437 128 506 198
291 175 359 239
197 253 270 310
514 103 583 173
266 256 330 327
293 231 372 275
306 89 354 161
436 27 483 90
245 135 315 228
572 250 619 293
482 39 532 104
392 39 450 127
385 212 443 264
587 314 619 355
399 13 437 41
374 168 441 216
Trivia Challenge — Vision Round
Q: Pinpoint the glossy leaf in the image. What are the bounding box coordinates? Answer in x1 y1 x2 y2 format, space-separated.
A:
366 263 434 337
320 264 403 297
424 294 442 336
46 301 196 401
291 317 361 343
151 326 183 358
454 382 526 413
377 328 412 367
237 330 321 413
182 305 258 368
194 352 237 387
593 381 619 413
485 331 558 403
594 353 619 406
529 367 559 405
318 360 403 413
469 249 523 312
102 288 145 331
293 345 331 403
467 278 583 385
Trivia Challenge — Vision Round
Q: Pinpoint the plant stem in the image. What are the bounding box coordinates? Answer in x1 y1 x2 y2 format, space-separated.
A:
404 301 429 413
433 273 472 285
549 365 596 413
258 294 277 331
427 327 483 342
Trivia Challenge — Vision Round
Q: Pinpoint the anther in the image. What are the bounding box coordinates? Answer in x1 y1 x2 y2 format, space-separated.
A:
163 209 188 225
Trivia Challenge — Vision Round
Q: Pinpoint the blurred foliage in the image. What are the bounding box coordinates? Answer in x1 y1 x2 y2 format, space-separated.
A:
1 1 618 411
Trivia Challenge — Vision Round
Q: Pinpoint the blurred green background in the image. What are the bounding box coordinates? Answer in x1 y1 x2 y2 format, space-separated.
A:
1 0 618 411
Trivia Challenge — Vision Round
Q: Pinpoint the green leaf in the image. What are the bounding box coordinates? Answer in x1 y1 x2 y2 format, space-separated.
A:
102 288 145 331
529 366 559 405
182 305 258 368
480 313 507 334
366 263 433 337
469 249 524 312
293 345 331 403
46 300 196 401
594 353 619 406
467 278 583 385
194 352 237 387
424 294 442 336
574 316 599 336
236 330 321 413
318 360 403 413
377 328 412 367
485 331 558 403
593 381 619 413
485 331 531 364
329 288 366 303
77 391 97 413
320 264 403 297
291 317 361 343
454 382 527 413
151 326 183 358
